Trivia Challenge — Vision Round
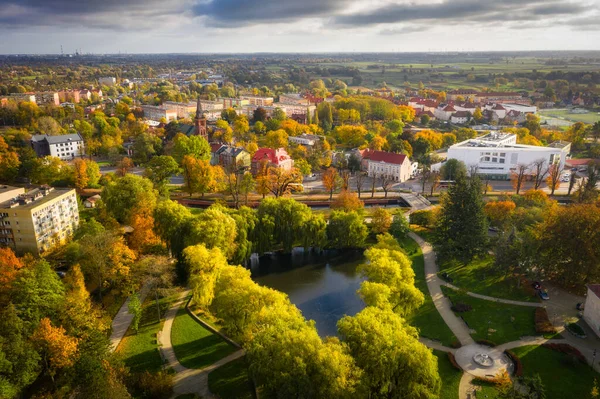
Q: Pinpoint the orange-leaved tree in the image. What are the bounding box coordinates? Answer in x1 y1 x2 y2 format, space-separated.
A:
32 318 79 382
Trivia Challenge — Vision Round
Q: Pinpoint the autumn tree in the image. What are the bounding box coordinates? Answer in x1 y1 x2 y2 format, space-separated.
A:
181 156 218 197
511 163 529 195
144 155 180 191
0 136 20 182
266 167 303 198
32 318 79 382
185 206 238 259
322 167 340 200
184 244 229 309
331 189 364 212
531 158 548 190
371 207 393 234
115 156 134 177
355 171 367 198
484 200 516 231
102 174 157 224
171 133 211 164
0 247 24 300
389 211 410 239
153 200 192 259
379 173 394 198
546 163 563 196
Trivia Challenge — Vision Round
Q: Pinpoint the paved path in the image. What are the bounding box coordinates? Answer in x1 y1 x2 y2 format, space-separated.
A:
458 373 478 399
110 282 151 352
410 232 475 346
419 337 456 354
159 291 245 399
441 282 543 308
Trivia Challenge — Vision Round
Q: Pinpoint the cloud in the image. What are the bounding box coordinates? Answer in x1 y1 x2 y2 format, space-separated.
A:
333 0 590 27
379 25 431 35
192 0 350 26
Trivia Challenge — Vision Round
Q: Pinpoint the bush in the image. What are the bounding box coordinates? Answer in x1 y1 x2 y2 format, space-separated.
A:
447 352 462 371
389 212 410 239
542 343 587 364
129 371 174 399
534 307 556 334
410 209 435 228
451 303 472 313
505 350 523 376
450 339 462 349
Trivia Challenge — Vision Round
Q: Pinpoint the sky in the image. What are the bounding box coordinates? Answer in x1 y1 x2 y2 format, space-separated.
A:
0 0 599 54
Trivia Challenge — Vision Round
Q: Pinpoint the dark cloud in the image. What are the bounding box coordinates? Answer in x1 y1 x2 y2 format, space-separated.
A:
192 0 350 26
333 0 589 27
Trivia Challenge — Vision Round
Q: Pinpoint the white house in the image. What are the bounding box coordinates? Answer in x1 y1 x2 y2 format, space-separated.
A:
31 133 85 160
446 132 571 180
584 285 600 338
450 111 471 124
99 77 117 86
434 104 457 121
360 150 412 182
289 133 321 147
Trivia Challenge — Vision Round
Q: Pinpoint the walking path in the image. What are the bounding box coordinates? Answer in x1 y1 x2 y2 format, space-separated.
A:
419 337 455 354
110 282 151 352
441 282 543 308
159 291 245 399
410 232 475 347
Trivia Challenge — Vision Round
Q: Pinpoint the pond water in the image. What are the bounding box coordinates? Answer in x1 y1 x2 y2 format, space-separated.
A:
251 249 366 337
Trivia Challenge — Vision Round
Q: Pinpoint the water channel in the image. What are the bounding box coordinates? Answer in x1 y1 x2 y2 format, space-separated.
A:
251 249 366 337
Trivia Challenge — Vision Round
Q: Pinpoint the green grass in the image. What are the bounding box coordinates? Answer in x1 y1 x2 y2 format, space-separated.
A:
438 256 539 303
433 350 462 399
539 109 600 124
511 345 597 399
208 356 255 399
441 286 537 345
171 307 236 369
399 236 457 347
117 295 174 373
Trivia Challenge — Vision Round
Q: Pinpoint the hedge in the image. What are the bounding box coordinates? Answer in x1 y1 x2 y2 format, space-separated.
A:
505 350 523 377
447 352 462 371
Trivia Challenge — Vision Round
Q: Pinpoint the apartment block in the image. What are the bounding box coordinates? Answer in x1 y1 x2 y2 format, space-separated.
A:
0 186 79 254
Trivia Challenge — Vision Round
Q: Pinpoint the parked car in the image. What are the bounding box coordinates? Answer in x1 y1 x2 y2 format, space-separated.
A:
538 290 550 300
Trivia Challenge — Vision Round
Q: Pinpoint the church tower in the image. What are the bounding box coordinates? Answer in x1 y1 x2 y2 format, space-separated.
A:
195 96 207 140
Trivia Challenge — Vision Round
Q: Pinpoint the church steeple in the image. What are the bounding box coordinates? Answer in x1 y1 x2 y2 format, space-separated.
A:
194 95 207 140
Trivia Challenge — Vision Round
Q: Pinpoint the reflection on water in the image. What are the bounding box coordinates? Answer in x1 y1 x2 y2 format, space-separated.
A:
252 249 366 337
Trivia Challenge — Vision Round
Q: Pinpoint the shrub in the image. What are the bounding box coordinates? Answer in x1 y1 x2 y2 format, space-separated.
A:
389 212 410 239
565 323 586 338
534 307 556 334
542 343 587 364
447 352 462 371
409 209 435 228
451 303 472 313
450 339 462 349
129 371 174 399
505 350 523 377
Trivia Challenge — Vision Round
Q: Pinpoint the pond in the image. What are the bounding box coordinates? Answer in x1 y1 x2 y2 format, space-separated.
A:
251 249 366 337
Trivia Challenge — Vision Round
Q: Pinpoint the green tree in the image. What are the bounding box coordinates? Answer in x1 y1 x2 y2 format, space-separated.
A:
327 211 368 249
132 133 162 164
434 176 488 263
440 158 467 181
153 200 192 259
255 198 313 254
338 307 441 398
127 294 142 333
171 133 211 164
102 174 157 224
144 155 180 191
184 244 229 309
389 211 409 239
185 207 238 259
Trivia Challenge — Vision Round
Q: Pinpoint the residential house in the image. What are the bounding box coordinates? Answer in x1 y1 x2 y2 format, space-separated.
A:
251 148 293 174
83 194 101 208
360 149 412 182
219 146 251 170
240 95 274 107
36 92 60 106
141 105 178 122
31 133 85 160
289 133 321 147
450 111 471 124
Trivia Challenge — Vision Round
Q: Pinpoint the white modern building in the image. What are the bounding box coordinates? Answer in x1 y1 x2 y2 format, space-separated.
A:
445 133 571 180
31 133 85 160
583 285 600 338
141 105 178 122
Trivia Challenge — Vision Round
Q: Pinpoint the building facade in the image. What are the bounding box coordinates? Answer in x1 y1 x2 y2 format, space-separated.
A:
0 186 79 254
584 285 600 338
240 95 274 107
251 148 293 174
446 133 571 180
31 133 85 160
141 105 178 122
360 150 412 182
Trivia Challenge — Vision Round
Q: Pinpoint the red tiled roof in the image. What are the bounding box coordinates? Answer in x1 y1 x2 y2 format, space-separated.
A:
493 104 506 110
443 105 456 112
210 143 224 153
566 158 593 167
478 92 521 97
252 148 290 165
362 150 407 165
588 284 600 299
452 111 471 118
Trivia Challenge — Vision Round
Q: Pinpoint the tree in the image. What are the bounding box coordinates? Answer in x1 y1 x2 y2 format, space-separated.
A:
355 171 367 198
0 136 20 182
144 155 180 191
153 200 192 258
331 189 364 212
115 156 134 177
255 198 313 254
371 207 392 234
473 107 483 122
0 247 24 299
128 294 142 333
253 107 267 122
102 174 157 224
185 206 238 259
338 307 440 398
434 176 488 263
37 116 63 135
171 133 211 164
322 167 340 200
440 159 467 181
379 173 394 198
546 164 562 196
327 211 368 249
531 158 548 190
184 244 229 309
181 156 218 197
389 211 409 239
29 156 65 184
132 133 162 164
264 129 288 149
266 167 303 198
484 200 516 231
511 163 529 195
32 318 79 382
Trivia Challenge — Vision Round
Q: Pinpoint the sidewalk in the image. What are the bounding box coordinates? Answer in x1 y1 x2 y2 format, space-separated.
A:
110 282 151 352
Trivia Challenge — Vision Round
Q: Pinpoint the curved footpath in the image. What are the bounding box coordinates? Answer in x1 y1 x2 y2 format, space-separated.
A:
409 231 599 399
110 282 151 352
159 291 245 399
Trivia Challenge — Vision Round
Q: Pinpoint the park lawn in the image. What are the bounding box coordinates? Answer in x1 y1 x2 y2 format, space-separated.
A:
441 286 537 345
438 256 539 303
399 236 457 347
539 109 600 124
208 356 255 399
511 345 597 399
171 307 237 369
433 350 462 399
117 294 175 373
410 225 436 244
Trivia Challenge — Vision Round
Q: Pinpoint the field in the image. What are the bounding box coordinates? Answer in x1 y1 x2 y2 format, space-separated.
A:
539 108 600 125
433 350 462 399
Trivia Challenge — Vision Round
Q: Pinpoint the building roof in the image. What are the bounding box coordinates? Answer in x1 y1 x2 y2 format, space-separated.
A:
32 133 83 145
452 111 471 118
493 104 506 110
361 150 407 165
588 284 600 299
443 105 456 112
252 148 290 165
177 124 197 136
210 143 225 153
220 146 248 157
0 187 75 210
